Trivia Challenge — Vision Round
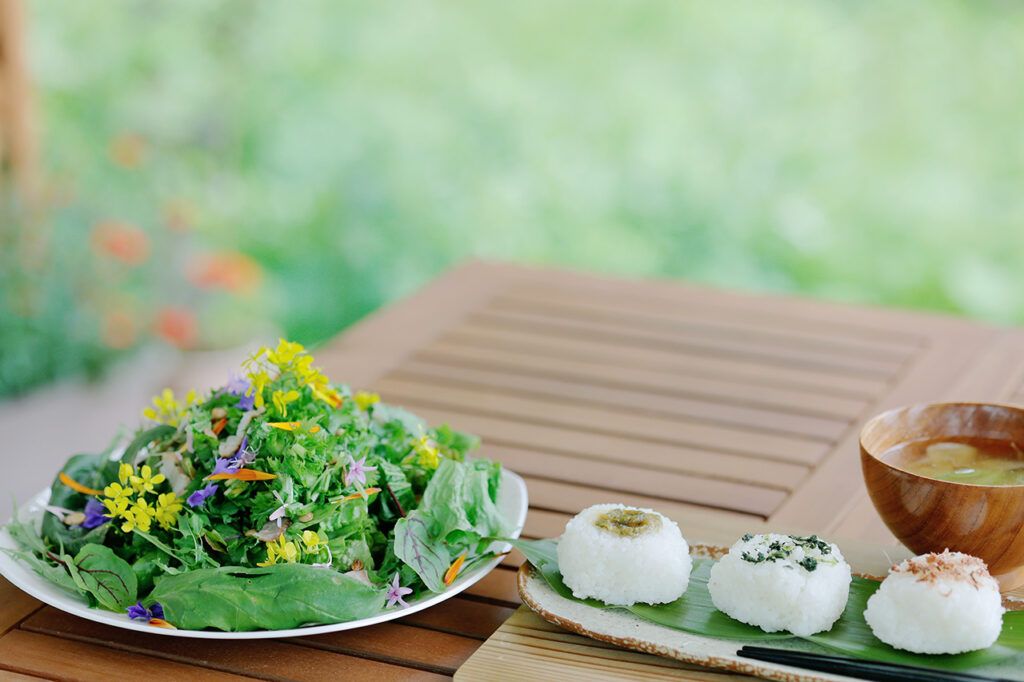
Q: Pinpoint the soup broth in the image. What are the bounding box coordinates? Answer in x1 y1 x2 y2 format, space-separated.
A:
881 437 1024 485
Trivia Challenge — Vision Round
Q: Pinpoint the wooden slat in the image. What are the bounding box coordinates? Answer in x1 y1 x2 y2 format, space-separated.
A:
20 607 446 681
455 608 737 681
471 305 904 377
399 598 517 640
383 407 791 516
0 577 41 637
296 622 482 676
0 629 256 682
0 671 50 681
494 287 924 357
391 395 810 488
428 332 877 414
391 358 850 441
463 566 521 606
376 376 829 462
518 477 761 528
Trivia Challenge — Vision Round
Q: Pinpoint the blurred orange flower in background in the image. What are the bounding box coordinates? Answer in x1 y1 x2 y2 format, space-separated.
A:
91 221 151 266
187 251 263 294
163 199 196 233
154 306 199 349
108 132 148 169
101 309 137 349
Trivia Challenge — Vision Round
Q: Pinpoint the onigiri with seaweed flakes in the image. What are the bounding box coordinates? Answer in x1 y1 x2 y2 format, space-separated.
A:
557 504 691 606
708 533 851 636
864 550 1004 654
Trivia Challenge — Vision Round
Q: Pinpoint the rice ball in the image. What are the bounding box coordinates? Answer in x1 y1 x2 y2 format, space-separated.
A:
708 533 851 636
864 550 1004 654
557 504 691 606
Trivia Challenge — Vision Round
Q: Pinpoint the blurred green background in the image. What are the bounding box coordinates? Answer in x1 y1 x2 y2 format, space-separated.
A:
4 0 1024 397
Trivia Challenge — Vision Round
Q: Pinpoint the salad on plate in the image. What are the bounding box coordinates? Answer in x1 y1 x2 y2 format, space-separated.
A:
2 340 520 632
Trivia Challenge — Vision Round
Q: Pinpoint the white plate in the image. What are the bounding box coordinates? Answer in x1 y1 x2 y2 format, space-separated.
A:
0 469 528 639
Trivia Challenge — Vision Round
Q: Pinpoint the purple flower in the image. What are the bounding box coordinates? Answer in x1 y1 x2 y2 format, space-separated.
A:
385 573 413 609
187 482 219 508
344 456 378 487
230 435 256 468
81 499 110 529
234 392 256 411
126 601 164 621
212 456 241 476
224 372 251 396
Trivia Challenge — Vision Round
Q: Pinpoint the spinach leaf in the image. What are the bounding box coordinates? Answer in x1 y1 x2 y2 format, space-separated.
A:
71 543 138 611
148 563 385 631
393 510 448 593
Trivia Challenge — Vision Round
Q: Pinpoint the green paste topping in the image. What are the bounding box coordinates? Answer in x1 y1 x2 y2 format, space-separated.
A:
593 508 662 537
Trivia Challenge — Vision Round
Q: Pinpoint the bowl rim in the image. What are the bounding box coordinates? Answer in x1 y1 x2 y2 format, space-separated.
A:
860 400 1024 489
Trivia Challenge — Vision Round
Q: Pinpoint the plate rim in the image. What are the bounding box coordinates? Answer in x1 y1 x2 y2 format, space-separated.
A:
0 468 528 639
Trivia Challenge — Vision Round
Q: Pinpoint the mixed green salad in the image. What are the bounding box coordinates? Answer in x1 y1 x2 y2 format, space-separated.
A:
3 340 515 631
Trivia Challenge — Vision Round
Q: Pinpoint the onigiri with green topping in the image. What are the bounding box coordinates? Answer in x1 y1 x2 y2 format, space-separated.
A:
708 533 851 636
557 504 691 606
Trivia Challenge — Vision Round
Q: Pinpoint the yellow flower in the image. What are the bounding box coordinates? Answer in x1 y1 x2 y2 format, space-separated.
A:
103 482 133 507
354 391 379 411
102 495 130 518
301 530 327 552
247 370 270 409
185 389 200 406
142 388 184 426
267 339 305 368
120 509 139 533
271 389 300 418
154 492 183 530
129 465 166 495
129 498 155 532
414 434 440 470
118 463 133 486
257 536 299 567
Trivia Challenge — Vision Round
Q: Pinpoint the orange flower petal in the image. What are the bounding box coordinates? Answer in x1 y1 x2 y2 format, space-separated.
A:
336 488 381 502
268 422 320 433
444 551 468 586
205 469 278 481
147 618 177 630
59 472 102 496
211 418 228 435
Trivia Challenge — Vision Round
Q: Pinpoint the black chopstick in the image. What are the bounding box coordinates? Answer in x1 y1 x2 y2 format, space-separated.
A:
737 646 1015 682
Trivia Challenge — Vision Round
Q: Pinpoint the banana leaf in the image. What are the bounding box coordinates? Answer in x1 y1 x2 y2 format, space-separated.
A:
514 538 1024 672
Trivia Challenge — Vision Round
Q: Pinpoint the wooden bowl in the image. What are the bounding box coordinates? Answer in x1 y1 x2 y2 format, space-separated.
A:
860 402 1024 591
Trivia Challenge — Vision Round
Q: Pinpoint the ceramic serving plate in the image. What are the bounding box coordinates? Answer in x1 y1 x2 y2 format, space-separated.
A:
518 542 1024 682
0 469 528 639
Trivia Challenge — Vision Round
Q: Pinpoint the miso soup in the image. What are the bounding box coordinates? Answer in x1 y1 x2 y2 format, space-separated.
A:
881 437 1024 485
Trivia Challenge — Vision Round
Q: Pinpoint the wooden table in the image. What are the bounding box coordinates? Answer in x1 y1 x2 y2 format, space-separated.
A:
5 260 1024 681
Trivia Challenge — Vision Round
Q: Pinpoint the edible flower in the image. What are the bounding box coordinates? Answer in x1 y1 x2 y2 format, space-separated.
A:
413 433 440 471
257 535 299 567
344 456 378 487
205 468 277 481
235 392 256 411
82 499 111 529
129 465 166 495
127 600 164 621
186 482 218 508
224 371 250 396
212 456 242 477
124 498 155 533
444 552 467 586
334 488 380 503
301 530 328 553
385 573 413 608
271 389 300 418
267 421 321 433
58 472 103 497
142 388 188 426
153 492 183 530
353 391 379 411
